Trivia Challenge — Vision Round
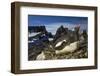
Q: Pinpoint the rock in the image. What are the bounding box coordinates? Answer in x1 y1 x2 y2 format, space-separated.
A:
53 25 68 42
82 30 88 41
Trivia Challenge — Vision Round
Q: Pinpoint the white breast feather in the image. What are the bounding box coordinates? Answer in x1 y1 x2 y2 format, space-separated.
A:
56 41 78 54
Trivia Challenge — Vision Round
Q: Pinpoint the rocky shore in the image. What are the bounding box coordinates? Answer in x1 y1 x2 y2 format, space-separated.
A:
28 25 88 60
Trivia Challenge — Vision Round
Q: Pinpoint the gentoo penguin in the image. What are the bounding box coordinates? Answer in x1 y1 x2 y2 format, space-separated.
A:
36 51 45 60
55 41 79 55
36 45 54 60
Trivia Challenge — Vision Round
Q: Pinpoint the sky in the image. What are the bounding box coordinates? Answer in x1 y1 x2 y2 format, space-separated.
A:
28 15 88 35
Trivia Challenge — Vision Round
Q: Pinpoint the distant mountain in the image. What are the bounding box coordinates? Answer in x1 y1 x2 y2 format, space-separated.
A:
53 25 68 42
53 26 69 48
